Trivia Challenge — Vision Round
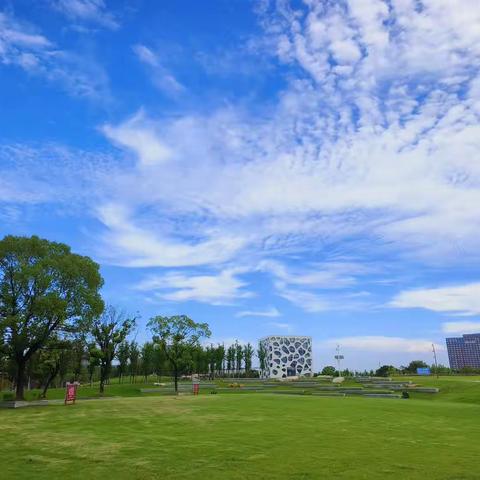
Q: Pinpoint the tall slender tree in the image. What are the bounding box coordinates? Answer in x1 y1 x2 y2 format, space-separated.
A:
257 342 267 378
215 344 225 376
117 341 130 384
129 341 140 383
226 345 235 374
235 341 243 375
243 343 254 374
140 342 155 382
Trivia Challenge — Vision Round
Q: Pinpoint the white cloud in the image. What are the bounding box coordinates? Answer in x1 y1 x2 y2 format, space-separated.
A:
236 307 281 318
259 259 364 289
132 44 185 96
442 321 480 335
0 12 51 69
325 336 443 353
51 0 119 30
277 288 333 313
96 202 248 267
0 12 109 98
136 268 251 305
5 0 480 296
266 321 293 333
102 111 172 166
391 283 480 316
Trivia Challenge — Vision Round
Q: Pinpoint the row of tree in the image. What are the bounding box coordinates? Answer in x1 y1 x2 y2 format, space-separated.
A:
0 236 225 399
3 235 472 401
318 360 460 378
0 236 266 400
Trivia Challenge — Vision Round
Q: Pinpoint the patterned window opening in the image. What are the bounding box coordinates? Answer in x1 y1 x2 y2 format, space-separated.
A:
260 336 313 379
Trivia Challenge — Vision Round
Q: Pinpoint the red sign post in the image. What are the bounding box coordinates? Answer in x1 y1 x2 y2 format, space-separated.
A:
192 381 200 396
65 382 77 405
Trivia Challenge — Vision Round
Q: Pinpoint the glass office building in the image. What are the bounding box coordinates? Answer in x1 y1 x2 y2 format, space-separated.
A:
446 333 480 370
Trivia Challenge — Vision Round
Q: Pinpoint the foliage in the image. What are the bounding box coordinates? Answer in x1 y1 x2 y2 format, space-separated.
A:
0 235 104 400
226 344 235 372
140 342 155 381
117 341 130 383
402 360 429 374
321 365 337 376
375 365 398 377
234 340 243 372
90 306 135 394
147 315 210 393
257 342 267 374
128 341 140 383
2 391 14 401
35 337 72 398
243 343 254 373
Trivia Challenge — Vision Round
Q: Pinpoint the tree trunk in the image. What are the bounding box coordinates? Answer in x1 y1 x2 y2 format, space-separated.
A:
15 360 26 401
99 364 106 394
41 369 58 399
174 366 178 394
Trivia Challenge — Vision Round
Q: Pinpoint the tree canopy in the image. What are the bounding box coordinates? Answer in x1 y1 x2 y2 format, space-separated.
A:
90 306 135 394
0 235 104 400
148 315 211 393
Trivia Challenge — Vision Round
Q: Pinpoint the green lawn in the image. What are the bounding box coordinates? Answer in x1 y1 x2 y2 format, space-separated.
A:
2 377 480 479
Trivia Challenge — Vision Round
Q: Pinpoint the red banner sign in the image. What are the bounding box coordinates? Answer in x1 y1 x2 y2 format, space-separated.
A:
65 383 77 405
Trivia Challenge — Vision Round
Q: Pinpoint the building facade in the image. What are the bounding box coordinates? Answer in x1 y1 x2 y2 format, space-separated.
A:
446 333 480 370
259 336 312 379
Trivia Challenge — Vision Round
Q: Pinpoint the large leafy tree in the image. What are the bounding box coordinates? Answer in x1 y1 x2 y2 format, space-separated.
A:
375 365 397 377
90 306 135 394
0 235 104 400
321 365 337 376
147 315 210 393
403 360 429 374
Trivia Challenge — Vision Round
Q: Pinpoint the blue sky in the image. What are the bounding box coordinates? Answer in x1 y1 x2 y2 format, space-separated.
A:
2 0 480 370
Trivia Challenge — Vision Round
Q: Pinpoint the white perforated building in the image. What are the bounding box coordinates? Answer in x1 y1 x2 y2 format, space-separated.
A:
259 336 313 379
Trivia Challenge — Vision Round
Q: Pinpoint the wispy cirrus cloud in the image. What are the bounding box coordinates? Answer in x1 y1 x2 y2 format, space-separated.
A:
0 11 110 99
236 307 280 318
266 321 293 333
132 44 185 96
51 0 119 30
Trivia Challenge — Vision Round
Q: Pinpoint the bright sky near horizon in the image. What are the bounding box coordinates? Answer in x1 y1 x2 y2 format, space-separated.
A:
1 0 480 370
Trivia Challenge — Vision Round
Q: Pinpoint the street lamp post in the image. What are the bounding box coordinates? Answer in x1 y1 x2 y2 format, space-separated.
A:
334 344 344 377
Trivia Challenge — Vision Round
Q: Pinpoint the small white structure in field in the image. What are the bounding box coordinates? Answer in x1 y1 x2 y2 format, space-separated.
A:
260 336 313 379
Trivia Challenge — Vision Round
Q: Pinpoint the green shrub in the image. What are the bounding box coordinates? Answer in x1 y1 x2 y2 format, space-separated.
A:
2 392 15 401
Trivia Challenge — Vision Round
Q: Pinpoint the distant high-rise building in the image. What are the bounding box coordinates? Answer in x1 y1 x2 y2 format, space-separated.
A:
446 333 480 370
